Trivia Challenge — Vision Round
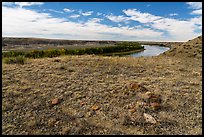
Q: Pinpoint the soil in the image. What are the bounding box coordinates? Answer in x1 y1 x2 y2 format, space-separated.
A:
2 36 202 135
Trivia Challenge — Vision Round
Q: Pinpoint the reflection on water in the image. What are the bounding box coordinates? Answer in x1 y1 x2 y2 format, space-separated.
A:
127 45 170 57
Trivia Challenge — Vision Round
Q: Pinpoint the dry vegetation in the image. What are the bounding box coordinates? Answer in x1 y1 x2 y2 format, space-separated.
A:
2 36 202 135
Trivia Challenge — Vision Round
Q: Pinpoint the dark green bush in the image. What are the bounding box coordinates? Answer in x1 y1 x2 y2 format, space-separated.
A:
2 42 143 59
3 56 26 64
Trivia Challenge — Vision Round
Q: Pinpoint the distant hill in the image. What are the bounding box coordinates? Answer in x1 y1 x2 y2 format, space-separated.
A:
164 36 202 58
2 37 117 46
2 37 181 52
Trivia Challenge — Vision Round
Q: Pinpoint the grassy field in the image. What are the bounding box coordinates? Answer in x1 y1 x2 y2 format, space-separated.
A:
2 36 202 135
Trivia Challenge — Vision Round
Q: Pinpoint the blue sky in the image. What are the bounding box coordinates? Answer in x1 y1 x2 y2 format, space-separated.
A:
2 2 202 41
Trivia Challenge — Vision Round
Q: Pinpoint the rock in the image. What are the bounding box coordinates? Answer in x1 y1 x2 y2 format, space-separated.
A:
143 113 157 124
80 101 85 106
150 102 161 110
129 108 136 113
51 98 59 105
91 105 100 111
145 91 151 96
129 82 140 90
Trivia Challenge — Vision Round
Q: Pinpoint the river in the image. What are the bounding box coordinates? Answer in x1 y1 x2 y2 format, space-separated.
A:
126 45 170 57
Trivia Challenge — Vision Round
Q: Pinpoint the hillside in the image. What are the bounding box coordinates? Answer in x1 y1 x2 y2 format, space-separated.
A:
2 36 202 135
164 36 202 58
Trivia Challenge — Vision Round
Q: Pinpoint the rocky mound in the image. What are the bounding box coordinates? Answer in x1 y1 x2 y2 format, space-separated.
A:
165 36 202 58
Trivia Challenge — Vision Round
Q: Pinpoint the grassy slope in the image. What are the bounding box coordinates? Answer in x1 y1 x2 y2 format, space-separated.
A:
2 36 202 135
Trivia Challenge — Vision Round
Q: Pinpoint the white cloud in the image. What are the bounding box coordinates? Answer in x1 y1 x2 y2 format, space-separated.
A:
105 14 129 23
123 9 162 23
2 6 164 41
2 6 202 42
14 2 44 8
69 14 80 18
122 8 202 41
186 2 202 9
190 16 202 26
88 18 103 23
63 8 74 12
169 13 178 16
151 18 200 41
46 9 64 14
80 11 93 16
97 12 102 16
190 9 202 15
146 4 151 7
186 2 202 16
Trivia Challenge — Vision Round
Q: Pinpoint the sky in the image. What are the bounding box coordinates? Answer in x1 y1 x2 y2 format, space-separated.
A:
2 2 202 42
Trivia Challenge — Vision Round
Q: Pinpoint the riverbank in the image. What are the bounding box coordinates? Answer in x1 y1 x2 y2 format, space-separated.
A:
2 36 202 135
101 48 145 56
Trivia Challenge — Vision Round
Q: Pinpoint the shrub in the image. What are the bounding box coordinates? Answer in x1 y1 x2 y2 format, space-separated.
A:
2 42 143 59
3 55 26 65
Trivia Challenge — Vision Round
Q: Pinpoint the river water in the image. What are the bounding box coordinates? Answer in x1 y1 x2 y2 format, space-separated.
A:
127 45 170 57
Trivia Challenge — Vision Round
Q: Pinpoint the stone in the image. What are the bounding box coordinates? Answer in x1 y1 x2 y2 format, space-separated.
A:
129 108 136 113
143 113 157 124
150 102 161 110
51 98 59 105
129 82 140 90
91 105 100 111
80 102 85 106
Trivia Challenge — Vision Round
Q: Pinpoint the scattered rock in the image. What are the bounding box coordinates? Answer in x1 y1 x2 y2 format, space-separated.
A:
143 113 157 124
80 102 85 106
91 105 100 111
150 102 161 110
51 98 60 105
129 108 136 113
130 82 140 90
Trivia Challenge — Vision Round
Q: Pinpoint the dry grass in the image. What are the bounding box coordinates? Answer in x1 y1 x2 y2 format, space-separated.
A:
2 53 202 135
2 36 202 135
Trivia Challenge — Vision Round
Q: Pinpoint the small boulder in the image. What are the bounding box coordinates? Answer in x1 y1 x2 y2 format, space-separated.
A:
143 113 157 124
51 98 59 105
91 105 100 111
